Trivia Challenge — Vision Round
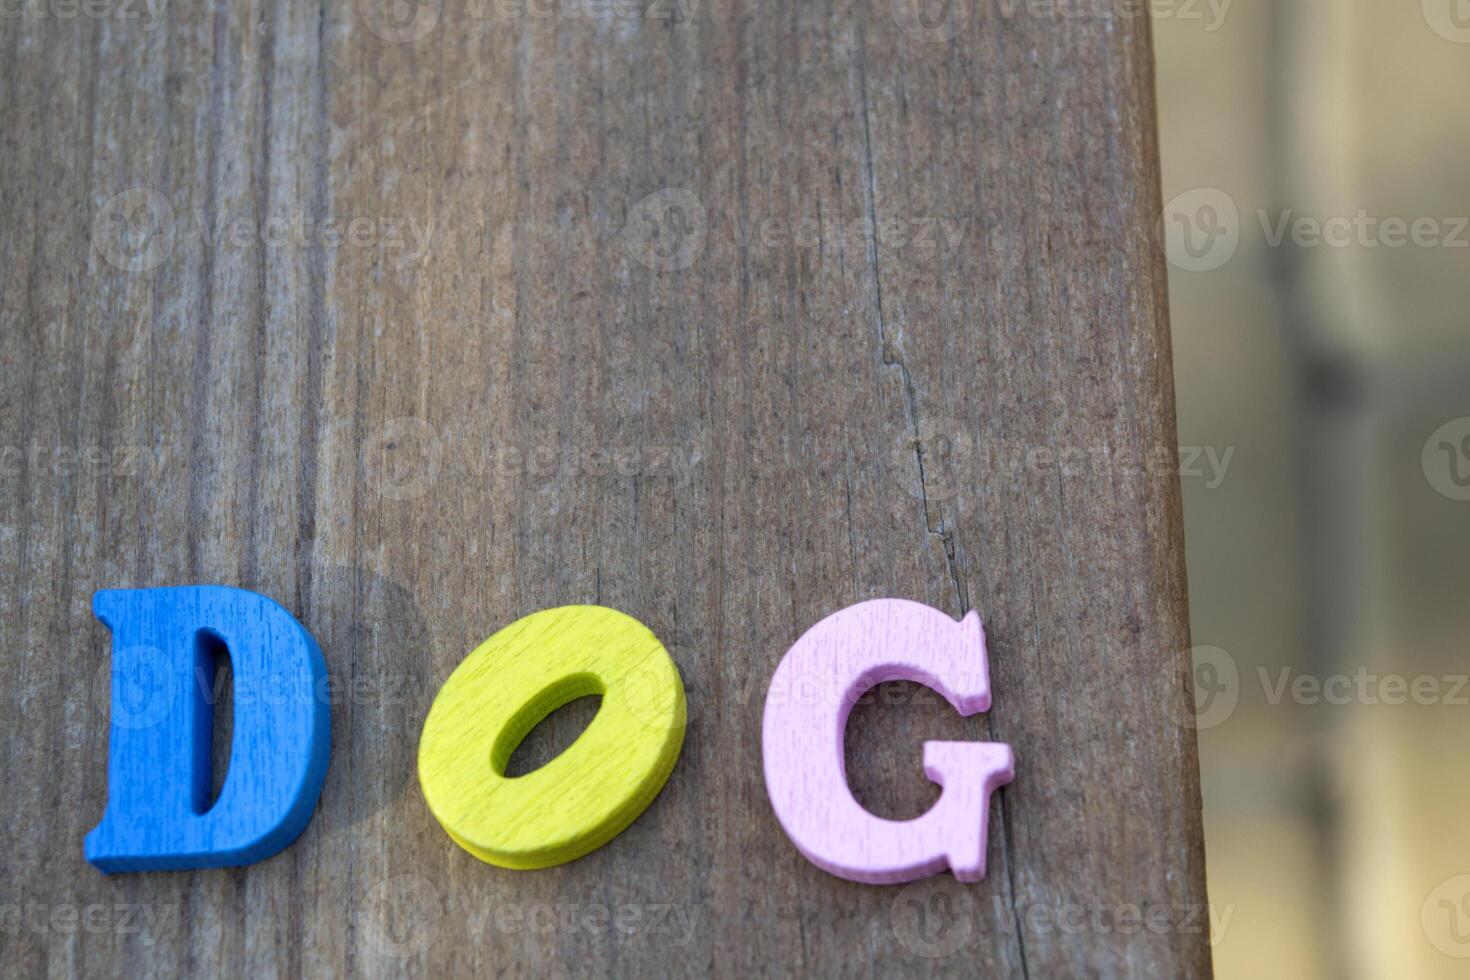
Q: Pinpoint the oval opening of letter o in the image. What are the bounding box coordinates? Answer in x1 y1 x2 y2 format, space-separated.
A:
418 605 687 869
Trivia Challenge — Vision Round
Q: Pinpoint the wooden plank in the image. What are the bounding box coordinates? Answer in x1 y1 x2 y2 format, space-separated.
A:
0 1 1209 976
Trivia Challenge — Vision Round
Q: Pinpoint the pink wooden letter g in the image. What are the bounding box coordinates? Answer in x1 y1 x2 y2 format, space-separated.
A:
761 599 1015 885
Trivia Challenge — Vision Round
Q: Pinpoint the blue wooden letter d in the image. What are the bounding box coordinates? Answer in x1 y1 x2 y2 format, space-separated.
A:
86 586 331 873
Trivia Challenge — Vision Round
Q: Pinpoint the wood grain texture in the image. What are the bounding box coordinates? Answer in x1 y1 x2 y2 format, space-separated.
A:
0 0 1209 976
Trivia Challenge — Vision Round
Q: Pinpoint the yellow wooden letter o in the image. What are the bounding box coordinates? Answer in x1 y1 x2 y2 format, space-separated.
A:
417 605 686 869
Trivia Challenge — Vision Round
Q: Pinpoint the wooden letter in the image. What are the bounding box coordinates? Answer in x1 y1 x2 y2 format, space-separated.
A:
86 586 331 873
418 605 686 869
762 599 1013 884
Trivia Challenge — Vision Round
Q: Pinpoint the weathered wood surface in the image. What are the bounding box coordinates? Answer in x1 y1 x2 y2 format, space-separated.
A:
0 0 1209 976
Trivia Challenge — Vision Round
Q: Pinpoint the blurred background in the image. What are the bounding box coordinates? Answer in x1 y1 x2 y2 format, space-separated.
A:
1156 1 1470 976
